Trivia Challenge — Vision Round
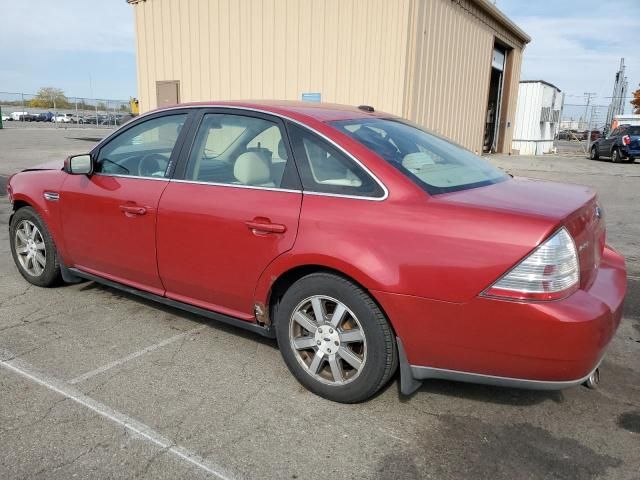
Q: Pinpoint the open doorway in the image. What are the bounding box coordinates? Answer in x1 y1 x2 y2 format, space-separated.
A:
483 46 506 153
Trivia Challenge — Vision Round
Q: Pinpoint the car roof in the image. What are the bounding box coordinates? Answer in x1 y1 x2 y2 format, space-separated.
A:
154 100 394 123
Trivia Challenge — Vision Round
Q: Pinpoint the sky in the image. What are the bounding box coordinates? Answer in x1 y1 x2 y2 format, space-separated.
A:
0 0 638 111
496 0 640 117
0 0 136 100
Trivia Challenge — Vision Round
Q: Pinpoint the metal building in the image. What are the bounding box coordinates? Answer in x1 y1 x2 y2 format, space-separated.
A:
128 0 530 153
512 80 563 156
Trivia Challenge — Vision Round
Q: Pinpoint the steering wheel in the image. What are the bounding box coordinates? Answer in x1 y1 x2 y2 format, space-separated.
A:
138 153 168 177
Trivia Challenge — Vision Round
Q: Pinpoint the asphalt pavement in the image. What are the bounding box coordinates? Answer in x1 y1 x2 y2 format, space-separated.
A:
0 130 638 479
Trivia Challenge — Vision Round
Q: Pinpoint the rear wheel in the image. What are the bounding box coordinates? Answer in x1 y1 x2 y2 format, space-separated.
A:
611 148 621 163
590 145 599 160
10 207 61 287
275 273 397 403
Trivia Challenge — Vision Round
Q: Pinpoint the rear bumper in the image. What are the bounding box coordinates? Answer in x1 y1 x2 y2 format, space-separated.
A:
375 246 626 393
621 146 640 157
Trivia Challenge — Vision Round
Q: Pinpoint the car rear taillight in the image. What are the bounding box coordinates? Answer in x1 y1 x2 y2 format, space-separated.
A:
622 135 631 146
483 227 580 301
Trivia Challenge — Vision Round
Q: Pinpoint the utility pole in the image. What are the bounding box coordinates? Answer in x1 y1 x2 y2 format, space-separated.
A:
583 92 596 131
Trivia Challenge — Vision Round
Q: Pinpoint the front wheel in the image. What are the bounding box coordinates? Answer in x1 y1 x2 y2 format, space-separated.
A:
275 273 397 403
590 145 599 160
10 207 61 287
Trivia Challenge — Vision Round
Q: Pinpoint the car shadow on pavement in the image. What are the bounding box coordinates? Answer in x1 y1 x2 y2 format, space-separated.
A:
77 281 279 350
397 378 565 406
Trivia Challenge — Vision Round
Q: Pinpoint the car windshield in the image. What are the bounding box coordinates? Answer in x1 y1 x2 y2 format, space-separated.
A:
329 118 507 194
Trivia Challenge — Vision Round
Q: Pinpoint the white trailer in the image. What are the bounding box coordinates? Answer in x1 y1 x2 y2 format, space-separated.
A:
512 81 563 155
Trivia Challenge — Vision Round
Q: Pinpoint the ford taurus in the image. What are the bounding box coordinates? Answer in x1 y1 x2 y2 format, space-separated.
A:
7 101 626 403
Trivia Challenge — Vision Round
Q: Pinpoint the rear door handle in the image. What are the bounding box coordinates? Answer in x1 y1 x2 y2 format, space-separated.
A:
245 220 287 234
119 205 147 216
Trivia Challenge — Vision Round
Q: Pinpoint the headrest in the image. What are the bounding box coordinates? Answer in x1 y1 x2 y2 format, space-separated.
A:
277 139 288 160
234 151 272 185
402 152 435 173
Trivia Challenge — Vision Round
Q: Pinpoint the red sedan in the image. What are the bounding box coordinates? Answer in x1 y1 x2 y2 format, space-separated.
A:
7 101 626 403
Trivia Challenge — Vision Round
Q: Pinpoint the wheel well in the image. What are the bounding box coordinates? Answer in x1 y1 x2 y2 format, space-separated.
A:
267 265 394 332
12 200 31 211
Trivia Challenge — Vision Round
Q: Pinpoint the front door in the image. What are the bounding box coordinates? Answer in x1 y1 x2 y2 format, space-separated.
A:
60 112 190 294
157 111 302 320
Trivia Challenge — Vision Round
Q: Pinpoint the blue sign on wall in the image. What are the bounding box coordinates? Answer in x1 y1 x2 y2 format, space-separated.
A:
301 92 321 103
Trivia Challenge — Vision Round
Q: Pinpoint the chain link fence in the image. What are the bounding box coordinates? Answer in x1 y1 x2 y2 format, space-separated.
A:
557 103 609 156
0 91 134 129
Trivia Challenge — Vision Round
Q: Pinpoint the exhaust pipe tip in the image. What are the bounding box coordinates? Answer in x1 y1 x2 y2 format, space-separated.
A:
583 368 600 389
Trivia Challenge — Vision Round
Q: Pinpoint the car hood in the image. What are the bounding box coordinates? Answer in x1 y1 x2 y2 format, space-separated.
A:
23 158 66 172
435 176 596 222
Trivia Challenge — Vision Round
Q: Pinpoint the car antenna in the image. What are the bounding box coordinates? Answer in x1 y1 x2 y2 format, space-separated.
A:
358 105 375 113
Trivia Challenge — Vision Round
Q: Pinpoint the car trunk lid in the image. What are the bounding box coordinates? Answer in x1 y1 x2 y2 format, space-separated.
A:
436 177 605 290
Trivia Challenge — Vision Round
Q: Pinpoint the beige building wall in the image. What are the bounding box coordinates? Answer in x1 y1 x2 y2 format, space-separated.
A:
130 0 529 153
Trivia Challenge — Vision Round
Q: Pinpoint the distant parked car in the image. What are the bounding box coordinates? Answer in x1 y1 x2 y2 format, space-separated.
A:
52 114 73 123
67 114 85 124
2 113 11 121
36 112 54 122
582 130 601 142
590 125 640 163
557 129 580 140
10 111 28 121
22 113 39 122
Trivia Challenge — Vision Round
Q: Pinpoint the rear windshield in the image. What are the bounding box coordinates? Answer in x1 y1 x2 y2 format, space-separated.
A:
626 126 640 136
329 118 507 194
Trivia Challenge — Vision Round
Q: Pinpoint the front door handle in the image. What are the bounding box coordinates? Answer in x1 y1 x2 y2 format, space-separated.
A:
119 205 147 216
245 219 287 234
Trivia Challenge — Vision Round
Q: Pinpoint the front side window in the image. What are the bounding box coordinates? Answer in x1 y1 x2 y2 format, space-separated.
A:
330 118 507 194
96 114 187 178
186 114 292 188
287 123 384 198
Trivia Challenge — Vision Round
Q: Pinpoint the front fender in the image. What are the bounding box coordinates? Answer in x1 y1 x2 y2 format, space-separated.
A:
8 170 69 261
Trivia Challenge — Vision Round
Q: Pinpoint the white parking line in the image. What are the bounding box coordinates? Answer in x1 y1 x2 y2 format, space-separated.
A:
68 326 206 385
0 354 232 480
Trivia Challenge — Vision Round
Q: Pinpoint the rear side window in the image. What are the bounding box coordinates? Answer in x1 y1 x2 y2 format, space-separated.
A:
186 113 294 189
287 123 384 198
627 126 640 136
330 118 507 194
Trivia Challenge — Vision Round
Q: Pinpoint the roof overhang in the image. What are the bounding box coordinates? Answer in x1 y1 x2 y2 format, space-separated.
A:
471 0 531 45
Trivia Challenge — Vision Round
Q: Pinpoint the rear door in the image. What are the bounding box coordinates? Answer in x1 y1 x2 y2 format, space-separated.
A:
599 128 619 156
156 110 302 320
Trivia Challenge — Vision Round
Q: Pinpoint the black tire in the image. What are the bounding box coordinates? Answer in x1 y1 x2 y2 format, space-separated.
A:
590 145 599 160
275 273 397 403
9 206 62 287
626 157 635 164
611 148 621 163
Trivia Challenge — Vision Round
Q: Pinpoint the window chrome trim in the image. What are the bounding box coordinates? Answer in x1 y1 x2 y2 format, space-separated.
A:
92 173 170 182
97 104 389 202
169 178 301 194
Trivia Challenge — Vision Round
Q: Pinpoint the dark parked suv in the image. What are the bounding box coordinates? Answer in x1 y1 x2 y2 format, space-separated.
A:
590 125 640 163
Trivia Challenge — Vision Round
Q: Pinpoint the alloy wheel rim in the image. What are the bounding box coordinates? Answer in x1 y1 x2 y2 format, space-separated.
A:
289 295 367 386
15 220 46 276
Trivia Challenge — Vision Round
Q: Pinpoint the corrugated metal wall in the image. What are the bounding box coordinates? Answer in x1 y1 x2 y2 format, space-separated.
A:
403 0 525 153
134 0 411 114
132 0 527 153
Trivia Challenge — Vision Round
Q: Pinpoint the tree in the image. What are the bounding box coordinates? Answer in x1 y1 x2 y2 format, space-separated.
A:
28 87 71 109
632 85 640 114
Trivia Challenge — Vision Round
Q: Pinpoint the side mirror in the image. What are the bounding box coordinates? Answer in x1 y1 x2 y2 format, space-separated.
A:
67 154 93 175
